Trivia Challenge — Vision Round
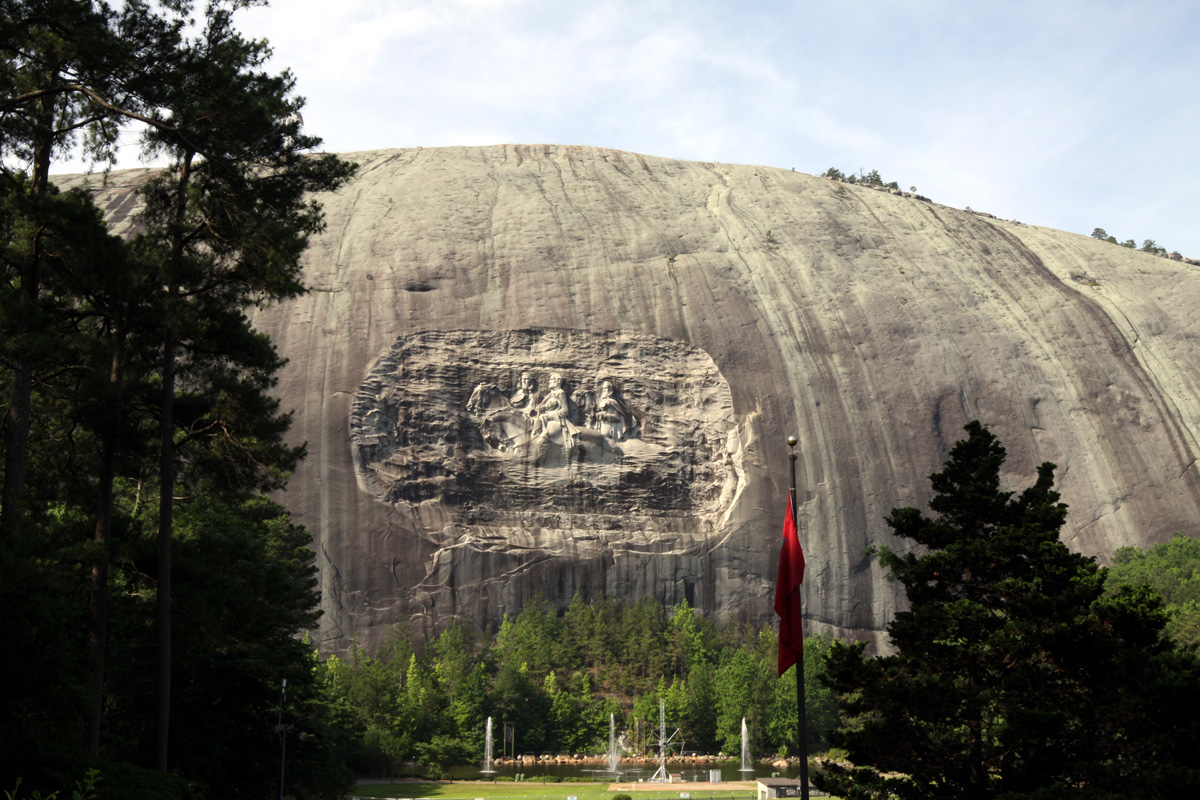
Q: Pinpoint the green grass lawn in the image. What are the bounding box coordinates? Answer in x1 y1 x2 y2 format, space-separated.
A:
350 782 761 800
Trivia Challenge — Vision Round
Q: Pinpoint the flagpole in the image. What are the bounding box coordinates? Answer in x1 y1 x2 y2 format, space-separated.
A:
788 435 810 800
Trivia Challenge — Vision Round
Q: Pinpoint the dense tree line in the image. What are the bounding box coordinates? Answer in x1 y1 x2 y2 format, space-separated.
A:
2 1 354 797
314 598 841 779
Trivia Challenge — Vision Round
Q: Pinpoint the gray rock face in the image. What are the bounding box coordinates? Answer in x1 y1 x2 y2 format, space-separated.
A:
67 145 1200 653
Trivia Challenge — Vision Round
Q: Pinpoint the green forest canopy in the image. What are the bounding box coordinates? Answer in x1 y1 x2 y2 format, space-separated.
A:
318 597 841 780
1107 533 1200 647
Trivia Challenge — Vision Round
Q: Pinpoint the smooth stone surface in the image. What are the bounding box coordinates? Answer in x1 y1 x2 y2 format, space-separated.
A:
65 145 1200 653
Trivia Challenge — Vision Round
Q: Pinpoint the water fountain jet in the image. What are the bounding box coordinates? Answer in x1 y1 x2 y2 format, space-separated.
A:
739 717 754 773
608 713 620 772
482 716 496 774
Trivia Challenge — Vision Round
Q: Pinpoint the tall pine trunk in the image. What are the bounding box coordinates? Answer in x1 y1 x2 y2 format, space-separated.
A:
154 330 175 771
155 150 192 771
88 332 125 756
1 351 34 538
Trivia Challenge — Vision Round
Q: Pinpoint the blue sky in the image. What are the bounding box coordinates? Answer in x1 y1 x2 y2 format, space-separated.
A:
96 0 1200 256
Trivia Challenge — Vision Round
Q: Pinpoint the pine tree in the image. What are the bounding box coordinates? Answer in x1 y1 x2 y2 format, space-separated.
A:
117 2 355 768
818 421 1200 799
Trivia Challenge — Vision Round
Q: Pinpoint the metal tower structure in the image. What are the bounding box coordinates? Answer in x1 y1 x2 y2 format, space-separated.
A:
648 699 683 783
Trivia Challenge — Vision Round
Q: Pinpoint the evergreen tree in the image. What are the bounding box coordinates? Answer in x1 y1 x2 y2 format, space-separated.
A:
0 0 182 538
317 651 403 778
115 1 355 768
666 600 715 678
491 659 549 755
589 594 628 687
435 616 479 707
680 662 718 754
448 661 489 749
621 595 668 688
0 172 158 779
400 652 441 746
496 596 565 678
100 496 333 798
562 591 594 668
544 671 575 753
2 0 121 536
1 0 178 746
818 421 1200 800
714 648 768 756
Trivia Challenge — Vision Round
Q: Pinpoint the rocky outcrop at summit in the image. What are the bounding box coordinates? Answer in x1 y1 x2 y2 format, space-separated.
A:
67 145 1200 653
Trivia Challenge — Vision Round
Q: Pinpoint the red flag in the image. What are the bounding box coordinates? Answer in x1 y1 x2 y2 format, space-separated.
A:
774 490 805 675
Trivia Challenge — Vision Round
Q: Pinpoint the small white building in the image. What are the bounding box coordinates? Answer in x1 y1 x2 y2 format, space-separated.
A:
756 778 809 799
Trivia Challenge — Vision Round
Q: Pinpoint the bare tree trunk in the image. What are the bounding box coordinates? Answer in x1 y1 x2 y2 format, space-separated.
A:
155 150 192 772
1 368 33 537
89 338 124 756
154 331 175 771
88 430 115 756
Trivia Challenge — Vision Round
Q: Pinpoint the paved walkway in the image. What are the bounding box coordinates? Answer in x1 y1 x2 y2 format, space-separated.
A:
606 781 757 792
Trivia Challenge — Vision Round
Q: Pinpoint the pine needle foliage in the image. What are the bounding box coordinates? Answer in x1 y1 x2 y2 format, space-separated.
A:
817 421 1200 800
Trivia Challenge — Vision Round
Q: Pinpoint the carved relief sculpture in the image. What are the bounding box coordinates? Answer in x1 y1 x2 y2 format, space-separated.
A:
350 328 743 524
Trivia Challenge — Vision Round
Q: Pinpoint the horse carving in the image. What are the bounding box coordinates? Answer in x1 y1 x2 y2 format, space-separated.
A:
466 382 533 452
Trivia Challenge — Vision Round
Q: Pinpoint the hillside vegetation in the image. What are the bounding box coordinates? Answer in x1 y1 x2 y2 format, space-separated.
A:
312 597 840 778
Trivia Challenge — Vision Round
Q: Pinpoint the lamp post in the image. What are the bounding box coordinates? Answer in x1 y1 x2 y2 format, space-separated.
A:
276 679 288 800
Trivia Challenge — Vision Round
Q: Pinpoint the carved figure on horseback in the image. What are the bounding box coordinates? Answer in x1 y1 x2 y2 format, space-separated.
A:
466 370 639 463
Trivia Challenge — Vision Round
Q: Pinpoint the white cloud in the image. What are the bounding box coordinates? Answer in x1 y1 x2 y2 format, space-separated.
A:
47 0 1200 255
